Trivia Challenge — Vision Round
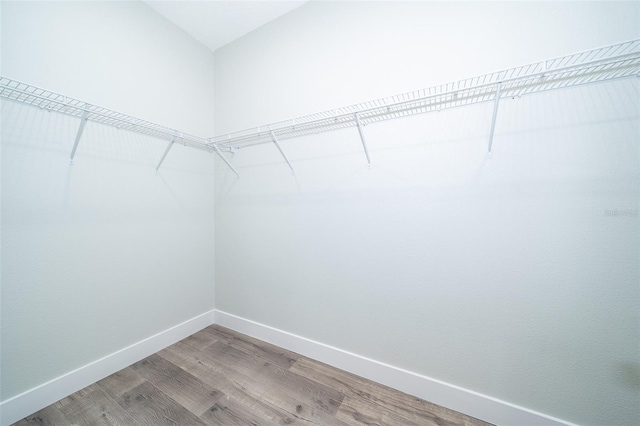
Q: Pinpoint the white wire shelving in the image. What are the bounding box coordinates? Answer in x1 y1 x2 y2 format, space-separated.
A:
208 39 640 170
0 76 240 176
1 39 639 177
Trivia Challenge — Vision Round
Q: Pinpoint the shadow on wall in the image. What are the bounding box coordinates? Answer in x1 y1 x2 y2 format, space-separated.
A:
1 99 217 223
616 361 640 391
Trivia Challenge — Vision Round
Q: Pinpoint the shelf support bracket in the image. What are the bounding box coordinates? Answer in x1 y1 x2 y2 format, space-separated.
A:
70 109 89 164
487 82 502 159
354 113 371 167
155 138 176 173
270 131 295 174
212 144 240 178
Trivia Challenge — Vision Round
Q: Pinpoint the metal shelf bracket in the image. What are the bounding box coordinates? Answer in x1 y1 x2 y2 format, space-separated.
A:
270 131 295 174
354 113 371 167
155 137 176 173
486 82 502 159
69 108 89 164
212 144 240 178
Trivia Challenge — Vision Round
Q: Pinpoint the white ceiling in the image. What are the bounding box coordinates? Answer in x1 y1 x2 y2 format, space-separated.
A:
144 1 307 52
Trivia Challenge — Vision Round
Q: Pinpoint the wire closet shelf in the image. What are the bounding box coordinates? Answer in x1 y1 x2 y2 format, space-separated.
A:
1 39 639 176
207 39 640 152
0 78 212 152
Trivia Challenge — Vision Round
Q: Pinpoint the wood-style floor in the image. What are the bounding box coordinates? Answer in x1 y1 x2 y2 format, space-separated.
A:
14 325 491 426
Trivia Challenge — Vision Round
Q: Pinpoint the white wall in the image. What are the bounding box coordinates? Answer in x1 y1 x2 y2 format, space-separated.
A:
214 2 640 425
1 0 216 404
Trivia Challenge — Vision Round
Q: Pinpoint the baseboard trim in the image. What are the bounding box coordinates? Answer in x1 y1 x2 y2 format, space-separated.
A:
0 309 576 426
0 310 215 426
214 309 576 426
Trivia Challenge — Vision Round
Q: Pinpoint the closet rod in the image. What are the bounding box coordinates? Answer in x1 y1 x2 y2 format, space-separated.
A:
208 39 640 154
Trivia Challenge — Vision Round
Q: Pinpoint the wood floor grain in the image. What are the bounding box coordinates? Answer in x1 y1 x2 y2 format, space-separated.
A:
118 381 206 426
56 383 137 426
131 354 222 416
12 325 492 426
13 404 69 426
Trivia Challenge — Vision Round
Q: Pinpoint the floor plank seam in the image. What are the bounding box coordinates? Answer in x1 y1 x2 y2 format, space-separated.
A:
95 380 144 426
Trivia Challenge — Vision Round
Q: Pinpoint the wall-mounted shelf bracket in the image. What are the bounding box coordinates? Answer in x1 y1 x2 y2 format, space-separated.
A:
212 144 240 178
270 131 295 174
69 108 89 164
155 138 176 173
214 144 237 154
354 113 371 167
486 82 502 159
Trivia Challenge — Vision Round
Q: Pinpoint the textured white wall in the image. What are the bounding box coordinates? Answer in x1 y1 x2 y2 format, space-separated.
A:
1 1 216 401
214 2 640 425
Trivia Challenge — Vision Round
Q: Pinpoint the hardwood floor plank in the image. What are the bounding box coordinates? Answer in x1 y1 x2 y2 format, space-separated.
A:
11 404 70 426
203 325 299 369
159 340 345 425
55 383 140 426
199 397 279 426
180 330 219 351
96 366 146 400
131 353 223 416
156 341 232 389
117 381 207 426
199 341 344 419
291 357 489 426
337 395 463 426
337 395 420 426
157 341 291 422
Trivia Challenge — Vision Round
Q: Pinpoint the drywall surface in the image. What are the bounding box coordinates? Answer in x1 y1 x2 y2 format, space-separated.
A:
1 1 215 402
213 2 640 425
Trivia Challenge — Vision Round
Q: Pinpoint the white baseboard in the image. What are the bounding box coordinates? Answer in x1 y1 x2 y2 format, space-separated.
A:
1 309 575 426
214 309 576 426
0 310 215 426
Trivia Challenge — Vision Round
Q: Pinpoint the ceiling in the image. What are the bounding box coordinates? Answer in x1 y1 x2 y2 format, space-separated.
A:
144 1 307 52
